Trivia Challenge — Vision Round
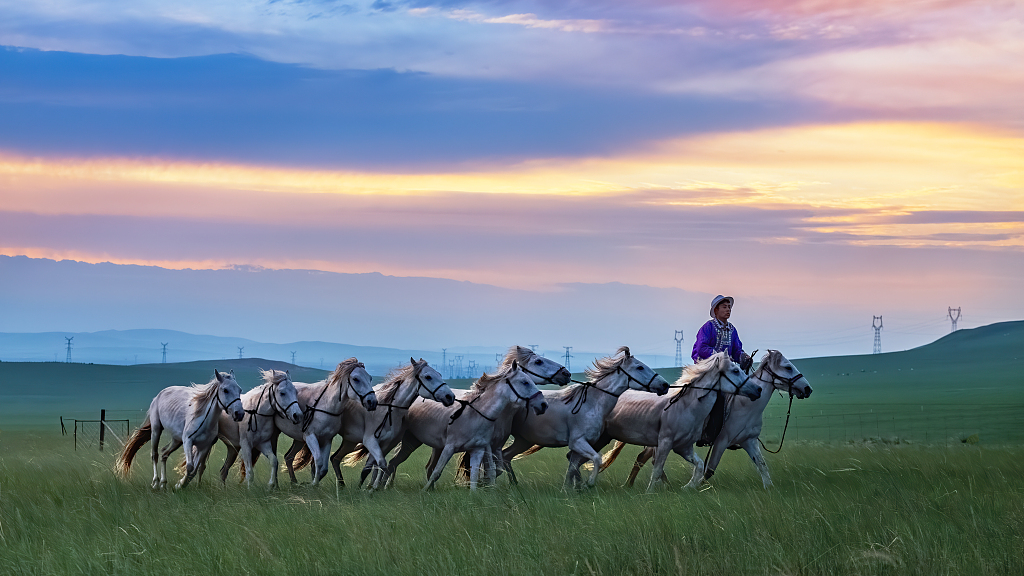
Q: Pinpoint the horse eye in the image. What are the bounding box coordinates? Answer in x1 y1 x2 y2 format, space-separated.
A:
637 366 645 371
425 375 432 380
534 359 542 365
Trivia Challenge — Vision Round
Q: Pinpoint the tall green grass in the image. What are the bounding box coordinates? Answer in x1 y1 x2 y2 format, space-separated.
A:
1 431 1021 575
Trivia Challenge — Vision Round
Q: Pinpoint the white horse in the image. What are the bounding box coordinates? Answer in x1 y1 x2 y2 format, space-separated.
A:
268 358 379 486
357 346 569 488
575 352 762 491
116 369 244 489
224 369 304 488
288 358 456 489
500 346 670 488
384 359 547 490
608 349 812 488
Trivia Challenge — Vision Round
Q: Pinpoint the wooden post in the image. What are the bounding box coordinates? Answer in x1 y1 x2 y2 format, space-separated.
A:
99 409 106 451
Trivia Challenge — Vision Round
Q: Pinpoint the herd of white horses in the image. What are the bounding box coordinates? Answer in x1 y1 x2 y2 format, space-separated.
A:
116 346 812 492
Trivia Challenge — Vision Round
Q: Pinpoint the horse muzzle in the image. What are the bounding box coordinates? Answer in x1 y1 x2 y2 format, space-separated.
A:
796 386 812 399
441 392 456 407
363 394 379 412
554 367 572 386
745 385 762 401
231 408 245 422
530 392 548 415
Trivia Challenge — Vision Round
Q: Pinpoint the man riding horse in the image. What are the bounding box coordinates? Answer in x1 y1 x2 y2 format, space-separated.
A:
691 295 753 372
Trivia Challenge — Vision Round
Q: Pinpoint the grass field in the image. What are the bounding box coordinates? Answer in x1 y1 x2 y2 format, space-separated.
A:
0 432 1021 576
1 322 1022 574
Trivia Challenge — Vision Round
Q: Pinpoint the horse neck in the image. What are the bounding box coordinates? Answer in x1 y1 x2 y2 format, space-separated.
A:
589 370 629 410
188 387 221 433
391 376 421 409
473 381 517 421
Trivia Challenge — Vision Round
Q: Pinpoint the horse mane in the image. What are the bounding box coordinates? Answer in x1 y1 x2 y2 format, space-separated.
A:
754 350 782 378
376 360 424 405
187 374 223 420
259 369 292 386
326 358 365 391
561 346 630 404
466 361 517 401
670 352 728 398
498 345 535 369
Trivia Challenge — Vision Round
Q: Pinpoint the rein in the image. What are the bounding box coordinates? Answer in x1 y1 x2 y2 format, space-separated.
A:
667 368 749 409
246 381 300 433
187 388 240 440
302 369 375 432
449 377 541 425
374 372 445 439
754 362 804 454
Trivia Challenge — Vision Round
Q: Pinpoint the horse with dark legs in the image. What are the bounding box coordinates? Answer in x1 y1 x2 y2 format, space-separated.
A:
116 370 244 489
606 350 812 488
499 346 669 488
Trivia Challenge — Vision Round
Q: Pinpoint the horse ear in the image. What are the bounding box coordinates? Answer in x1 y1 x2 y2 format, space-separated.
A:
623 346 631 358
229 369 234 375
215 369 224 382
411 357 416 365
512 359 519 370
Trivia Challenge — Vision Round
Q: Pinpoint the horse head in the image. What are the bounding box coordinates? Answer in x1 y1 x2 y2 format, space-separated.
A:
348 363 378 412
719 355 761 400
508 359 547 415
215 369 245 422
618 347 670 395
269 370 303 424
412 358 455 407
759 350 812 399
510 345 571 386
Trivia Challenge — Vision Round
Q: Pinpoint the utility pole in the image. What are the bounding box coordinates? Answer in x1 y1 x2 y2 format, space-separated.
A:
948 307 961 332
65 337 73 363
563 346 573 372
161 343 168 364
238 346 244 359
872 316 883 354
674 330 684 367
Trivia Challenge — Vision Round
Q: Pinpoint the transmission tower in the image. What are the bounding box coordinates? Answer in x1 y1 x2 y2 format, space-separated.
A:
441 349 447 375
238 346 244 359
948 307 961 332
467 360 477 377
448 359 456 380
290 351 297 364
674 330 684 367
872 316 883 354
563 346 573 372
65 337 73 363
161 343 168 364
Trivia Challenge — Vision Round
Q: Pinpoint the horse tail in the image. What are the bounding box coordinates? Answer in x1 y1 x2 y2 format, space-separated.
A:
512 444 544 460
292 444 313 472
115 418 151 478
454 452 471 483
599 441 626 472
341 444 369 467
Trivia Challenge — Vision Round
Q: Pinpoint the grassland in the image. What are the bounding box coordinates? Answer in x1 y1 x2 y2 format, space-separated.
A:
0 431 1021 576
1 322 1022 574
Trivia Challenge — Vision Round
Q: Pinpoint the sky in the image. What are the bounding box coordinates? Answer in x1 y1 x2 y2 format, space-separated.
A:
1 0 1023 360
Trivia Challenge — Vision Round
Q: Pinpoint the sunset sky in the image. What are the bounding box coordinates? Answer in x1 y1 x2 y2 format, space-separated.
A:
1 0 1022 358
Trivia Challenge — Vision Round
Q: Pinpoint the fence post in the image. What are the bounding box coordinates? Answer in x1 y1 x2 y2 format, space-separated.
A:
99 409 106 452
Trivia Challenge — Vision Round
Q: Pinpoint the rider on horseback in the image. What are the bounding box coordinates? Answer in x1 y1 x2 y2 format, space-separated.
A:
691 295 753 373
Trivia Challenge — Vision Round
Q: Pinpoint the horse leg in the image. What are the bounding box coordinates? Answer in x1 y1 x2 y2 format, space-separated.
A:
158 438 182 490
677 445 705 489
311 437 335 486
425 446 442 482
484 445 497 486
501 437 534 485
566 450 586 486
626 447 655 488
384 434 422 489
220 441 239 484
569 437 603 488
239 437 257 488
646 437 673 493
740 438 772 488
361 438 389 492
150 423 163 489
283 438 304 484
424 444 457 491
330 442 351 487
176 437 195 489
701 441 729 487
468 449 484 491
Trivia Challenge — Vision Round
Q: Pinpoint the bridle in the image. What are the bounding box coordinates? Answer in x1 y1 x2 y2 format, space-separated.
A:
565 363 662 415
667 366 750 409
246 379 300 433
449 375 542 425
304 368 375 432
754 354 805 454
520 362 568 385
186 384 241 440
374 369 448 439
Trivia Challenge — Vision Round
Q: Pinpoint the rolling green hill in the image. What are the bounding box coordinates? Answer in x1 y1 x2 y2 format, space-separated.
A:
2 322 1022 442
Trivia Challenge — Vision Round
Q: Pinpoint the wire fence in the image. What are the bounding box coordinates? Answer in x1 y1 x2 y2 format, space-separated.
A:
60 410 132 451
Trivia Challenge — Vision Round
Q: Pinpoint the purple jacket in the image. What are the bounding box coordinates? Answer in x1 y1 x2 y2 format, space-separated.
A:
691 320 743 363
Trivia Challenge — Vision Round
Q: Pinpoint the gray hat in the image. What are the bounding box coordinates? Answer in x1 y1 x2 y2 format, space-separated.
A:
709 295 734 317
